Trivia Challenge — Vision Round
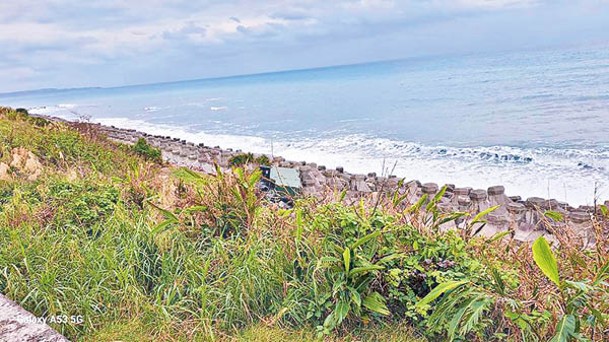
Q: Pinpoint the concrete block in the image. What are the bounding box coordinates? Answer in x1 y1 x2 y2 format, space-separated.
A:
457 196 471 206
470 189 487 201
525 197 545 208
507 202 526 214
569 211 591 224
454 187 472 196
422 183 439 194
487 185 505 196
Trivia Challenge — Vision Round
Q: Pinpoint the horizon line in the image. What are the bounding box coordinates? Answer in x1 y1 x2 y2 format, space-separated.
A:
2 41 603 96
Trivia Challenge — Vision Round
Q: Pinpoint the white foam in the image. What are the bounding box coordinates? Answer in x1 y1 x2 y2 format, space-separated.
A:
83 117 608 206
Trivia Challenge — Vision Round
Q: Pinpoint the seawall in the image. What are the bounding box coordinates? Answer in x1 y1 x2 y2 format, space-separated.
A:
39 115 609 247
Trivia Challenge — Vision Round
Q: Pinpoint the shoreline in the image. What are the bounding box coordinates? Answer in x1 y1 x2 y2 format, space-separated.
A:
23 99 609 206
25 105 609 206
34 113 608 245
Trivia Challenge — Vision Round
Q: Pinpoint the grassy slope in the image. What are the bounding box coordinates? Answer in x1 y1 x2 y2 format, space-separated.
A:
0 108 607 341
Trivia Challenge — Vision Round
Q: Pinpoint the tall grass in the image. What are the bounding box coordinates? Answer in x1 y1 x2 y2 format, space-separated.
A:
1 107 608 341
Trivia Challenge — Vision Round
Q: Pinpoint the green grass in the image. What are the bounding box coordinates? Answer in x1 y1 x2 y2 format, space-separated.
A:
0 107 608 341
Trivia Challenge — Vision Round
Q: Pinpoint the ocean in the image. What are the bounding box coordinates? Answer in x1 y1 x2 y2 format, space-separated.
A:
2 45 609 205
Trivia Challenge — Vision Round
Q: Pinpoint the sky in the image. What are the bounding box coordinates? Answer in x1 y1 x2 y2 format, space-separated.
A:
1 0 608 93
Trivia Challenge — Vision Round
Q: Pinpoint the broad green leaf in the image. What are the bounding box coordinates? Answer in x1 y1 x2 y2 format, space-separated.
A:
433 185 448 203
472 205 499 223
544 210 564 222
426 186 447 211
349 265 384 277
600 204 608 217
183 205 208 214
491 267 505 296
173 167 204 182
151 219 175 235
339 189 347 201
377 253 405 264
416 281 467 309
447 296 476 341
335 300 350 324
319 256 340 266
323 311 337 329
348 287 362 308
590 308 606 326
486 231 511 244
564 280 590 292
351 230 381 249
439 212 468 225
343 247 351 273
148 202 179 222
532 236 561 287
407 194 428 213
594 260 609 285
550 314 577 342
362 292 390 316
295 209 303 243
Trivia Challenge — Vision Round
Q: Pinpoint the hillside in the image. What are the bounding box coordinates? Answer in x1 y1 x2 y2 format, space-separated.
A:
0 107 608 341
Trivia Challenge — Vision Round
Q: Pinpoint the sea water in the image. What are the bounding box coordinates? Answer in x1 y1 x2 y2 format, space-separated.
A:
2 45 608 205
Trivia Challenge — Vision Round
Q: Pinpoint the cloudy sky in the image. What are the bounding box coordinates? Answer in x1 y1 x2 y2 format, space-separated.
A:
1 0 608 92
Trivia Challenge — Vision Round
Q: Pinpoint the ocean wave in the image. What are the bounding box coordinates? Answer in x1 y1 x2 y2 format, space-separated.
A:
62 116 608 206
144 106 160 112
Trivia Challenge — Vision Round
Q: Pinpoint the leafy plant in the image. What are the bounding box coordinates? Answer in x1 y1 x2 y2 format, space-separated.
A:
131 138 162 163
416 280 500 341
228 153 271 166
531 236 609 341
150 166 262 238
313 230 396 334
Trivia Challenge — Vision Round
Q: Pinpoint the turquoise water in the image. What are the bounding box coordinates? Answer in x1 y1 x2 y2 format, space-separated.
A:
2 46 609 204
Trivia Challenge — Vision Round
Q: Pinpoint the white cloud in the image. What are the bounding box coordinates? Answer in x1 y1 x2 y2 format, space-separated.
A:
0 0 607 92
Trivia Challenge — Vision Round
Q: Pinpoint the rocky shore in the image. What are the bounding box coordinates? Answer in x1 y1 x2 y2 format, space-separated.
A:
40 115 608 247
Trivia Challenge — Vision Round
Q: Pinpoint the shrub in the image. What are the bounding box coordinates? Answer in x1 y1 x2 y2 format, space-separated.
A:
228 153 271 167
47 180 120 228
255 155 271 166
2 108 609 341
229 153 255 166
131 138 162 163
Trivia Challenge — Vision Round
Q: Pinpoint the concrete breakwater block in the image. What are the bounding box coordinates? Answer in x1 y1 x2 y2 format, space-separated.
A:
454 187 472 196
470 189 487 201
569 211 591 224
507 202 526 215
525 197 545 208
421 183 439 195
488 185 505 195
40 116 609 247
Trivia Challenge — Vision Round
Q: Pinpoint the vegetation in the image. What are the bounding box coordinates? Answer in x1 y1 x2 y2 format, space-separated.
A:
132 137 162 163
0 107 608 341
229 152 271 167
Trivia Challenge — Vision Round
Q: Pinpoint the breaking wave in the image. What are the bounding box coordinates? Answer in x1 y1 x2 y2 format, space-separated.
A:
29 107 607 206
